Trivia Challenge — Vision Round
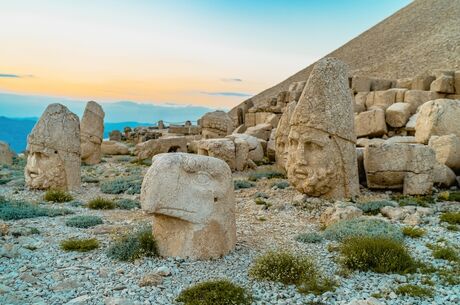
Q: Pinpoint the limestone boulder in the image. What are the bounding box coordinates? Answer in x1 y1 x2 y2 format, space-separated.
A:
197 138 236 170
385 102 411 127
354 92 367 113
356 138 385 147
430 75 455 93
364 142 435 195
0 141 15 166
404 90 445 114
25 103 80 190
200 111 234 139
244 123 272 141
385 136 417 145
320 205 363 227
101 141 130 155
267 129 276 161
141 153 236 259
355 109 387 138
80 101 105 165
351 76 372 93
411 72 435 90
371 79 393 91
388 88 407 103
287 58 359 199
367 90 395 110
433 162 457 187
428 134 460 171
135 137 187 160
405 113 418 132
415 99 460 144
228 133 264 162
395 78 412 89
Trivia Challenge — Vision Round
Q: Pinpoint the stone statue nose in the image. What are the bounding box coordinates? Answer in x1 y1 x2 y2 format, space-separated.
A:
296 143 308 164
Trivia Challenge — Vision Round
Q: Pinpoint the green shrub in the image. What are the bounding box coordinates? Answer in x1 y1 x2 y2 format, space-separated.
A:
87 197 115 210
272 180 290 189
446 225 459 231
176 279 253 305
440 212 460 225
0 197 73 220
254 197 271 209
100 176 142 194
233 180 255 190
402 226 426 238
107 225 158 261
393 195 435 207
81 175 100 183
254 157 272 166
323 217 403 241
60 238 99 252
65 215 103 228
358 200 395 215
432 246 459 262
297 276 337 295
248 170 285 181
295 232 323 244
438 191 460 202
43 189 73 203
249 251 316 285
395 284 433 298
340 236 415 273
115 198 140 210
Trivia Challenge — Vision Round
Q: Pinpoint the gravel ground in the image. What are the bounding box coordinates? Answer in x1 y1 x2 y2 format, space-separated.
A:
1 158 459 305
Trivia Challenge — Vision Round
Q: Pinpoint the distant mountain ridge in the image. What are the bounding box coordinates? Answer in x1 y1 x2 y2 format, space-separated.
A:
0 116 157 153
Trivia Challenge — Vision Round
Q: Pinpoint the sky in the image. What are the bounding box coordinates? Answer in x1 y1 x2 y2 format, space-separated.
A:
0 0 411 109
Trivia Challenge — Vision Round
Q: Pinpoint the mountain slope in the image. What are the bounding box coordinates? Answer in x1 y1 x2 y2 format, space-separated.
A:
239 0 460 108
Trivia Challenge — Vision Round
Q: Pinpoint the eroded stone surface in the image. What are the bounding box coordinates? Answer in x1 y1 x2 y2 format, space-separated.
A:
80 101 105 165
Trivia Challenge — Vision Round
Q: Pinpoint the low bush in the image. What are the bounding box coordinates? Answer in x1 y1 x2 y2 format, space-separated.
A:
115 198 141 210
43 189 73 203
254 197 271 209
297 276 337 295
248 170 285 181
272 180 290 189
446 225 459 231
431 245 459 262
438 191 460 202
176 279 253 305
392 195 435 207
100 176 142 194
357 200 395 215
254 192 269 199
81 175 100 183
340 236 415 273
439 212 460 225
87 197 115 210
323 217 403 241
60 238 99 252
65 215 103 228
233 180 255 190
402 226 425 238
295 232 323 244
107 225 158 261
0 197 73 220
395 284 433 298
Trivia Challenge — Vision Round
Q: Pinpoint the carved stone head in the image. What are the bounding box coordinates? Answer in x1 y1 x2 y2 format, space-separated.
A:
287 58 359 199
275 101 297 171
141 153 236 259
80 101 105 165
25 103 81 190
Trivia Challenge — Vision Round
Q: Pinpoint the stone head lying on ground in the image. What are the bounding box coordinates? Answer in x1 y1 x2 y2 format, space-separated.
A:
141 153 236 260
25 103 81 191
287 57 359 200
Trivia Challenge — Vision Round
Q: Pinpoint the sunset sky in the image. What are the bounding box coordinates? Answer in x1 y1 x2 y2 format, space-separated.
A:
0 0 411 109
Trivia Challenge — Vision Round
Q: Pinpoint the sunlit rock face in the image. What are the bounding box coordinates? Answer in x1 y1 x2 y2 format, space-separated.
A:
287 58 359 200
80 101 105 165
274 101 297 171
25 103 81 191
141 153 236 260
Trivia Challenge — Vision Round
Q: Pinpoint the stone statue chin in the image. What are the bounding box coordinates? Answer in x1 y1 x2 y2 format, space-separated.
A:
287 126 341 197
25 145 67 190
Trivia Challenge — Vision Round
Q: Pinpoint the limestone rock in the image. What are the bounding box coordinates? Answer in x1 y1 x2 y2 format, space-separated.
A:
267 128 276 161
25 103 80 190
141 153 236 259
134 136 187 160
354 92 367 113
364 142 435 195
200 111 234 139
415 99 460 144
371 79 393 91
388 88 407 102
405 113 418 132
395 78 412 89
351 76 372 93
411 73 435 90
430 75 455 93
404 90 444 114
275 101 297 171
80 101 105 165
367 90 395 110
109 130 122 141
244 123 272 141
356 138 385 147
385 136 417 145
229 133 264 162
287 58 359 199
0 141 15 166
355 109 387 138
101 141 130 155
433 162 457 187
320 205 363 227
428 134 460 171
385 102 411 127
197 138 236 171
455 71 460 94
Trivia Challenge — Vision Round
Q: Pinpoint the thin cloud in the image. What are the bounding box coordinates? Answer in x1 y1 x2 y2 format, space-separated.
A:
200 91 252 97
0 73 34 78
221 78 243 82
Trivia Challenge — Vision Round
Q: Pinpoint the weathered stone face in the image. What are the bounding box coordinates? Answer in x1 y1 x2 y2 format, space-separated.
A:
25 103 80 190
274 101 296 171
286 58 359 199
141 153 236 259
80 101 105 165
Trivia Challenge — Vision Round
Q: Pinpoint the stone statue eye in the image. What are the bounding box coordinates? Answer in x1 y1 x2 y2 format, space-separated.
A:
195 172 211 185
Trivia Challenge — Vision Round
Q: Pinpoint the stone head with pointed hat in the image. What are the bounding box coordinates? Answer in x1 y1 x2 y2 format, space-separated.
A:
287 58 359 199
